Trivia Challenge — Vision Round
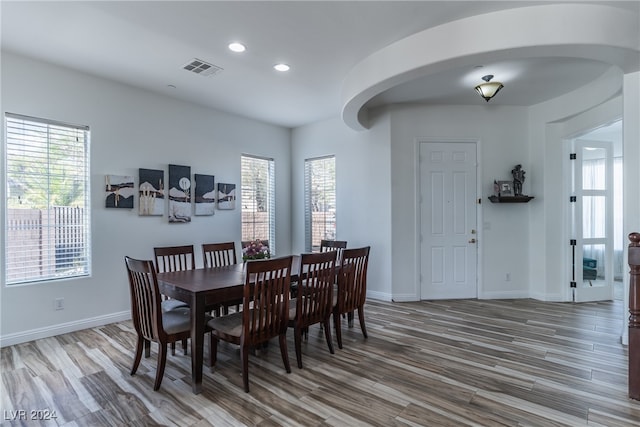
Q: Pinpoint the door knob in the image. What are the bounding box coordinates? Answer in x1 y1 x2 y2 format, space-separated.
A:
468 238 476 244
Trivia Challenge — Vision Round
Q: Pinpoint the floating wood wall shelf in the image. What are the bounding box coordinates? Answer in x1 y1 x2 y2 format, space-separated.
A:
488 195 534 203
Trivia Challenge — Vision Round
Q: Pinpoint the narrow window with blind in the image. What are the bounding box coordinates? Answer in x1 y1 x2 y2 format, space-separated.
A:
5 113 91 285
241 154 275 254
305 156 336 252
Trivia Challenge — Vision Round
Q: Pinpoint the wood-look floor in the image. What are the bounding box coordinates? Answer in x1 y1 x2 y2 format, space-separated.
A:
2 299 640 426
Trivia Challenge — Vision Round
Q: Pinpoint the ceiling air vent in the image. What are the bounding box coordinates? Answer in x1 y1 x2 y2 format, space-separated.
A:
182 58 223 77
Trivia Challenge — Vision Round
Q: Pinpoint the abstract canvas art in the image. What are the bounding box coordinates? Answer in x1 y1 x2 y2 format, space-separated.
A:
217 183 236 210
194 173 215 216
168 164 191 223
105 175 134 208
139 168 164 216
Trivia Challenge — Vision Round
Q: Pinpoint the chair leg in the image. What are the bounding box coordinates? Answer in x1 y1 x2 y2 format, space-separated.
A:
294 326 303 369
323 318 335 354
279 333 291 373
171 341 176 356
154 343 168 391
348 311 354 328
144 339 151 358
357 306 368 339
240 344 250 393
131 336 144 375
209 335 218 369
333 310 343 349
182 338 188 355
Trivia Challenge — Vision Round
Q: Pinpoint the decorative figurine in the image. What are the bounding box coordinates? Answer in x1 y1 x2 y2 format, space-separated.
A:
511 164 525 196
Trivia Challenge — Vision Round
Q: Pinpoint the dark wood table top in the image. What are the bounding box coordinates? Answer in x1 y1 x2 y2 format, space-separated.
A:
157 263 245 294
157 255 301 294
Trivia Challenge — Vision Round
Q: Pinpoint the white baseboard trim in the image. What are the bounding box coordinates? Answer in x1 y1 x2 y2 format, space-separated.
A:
0 311 131 348
388 293 419 302
366 290 393 302
479 290 532 300
527 291 567 302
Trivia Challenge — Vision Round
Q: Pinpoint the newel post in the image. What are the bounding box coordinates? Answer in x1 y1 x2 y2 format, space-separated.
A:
628 232 640 400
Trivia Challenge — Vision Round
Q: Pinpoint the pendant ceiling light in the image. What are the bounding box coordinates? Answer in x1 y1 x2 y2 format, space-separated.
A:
475 74 504 102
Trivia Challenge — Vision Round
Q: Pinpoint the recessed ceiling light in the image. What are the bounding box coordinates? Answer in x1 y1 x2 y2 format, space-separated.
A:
274 63 290 72
228 42 246 53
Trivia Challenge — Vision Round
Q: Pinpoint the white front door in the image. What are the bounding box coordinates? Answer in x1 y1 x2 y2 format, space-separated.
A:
420 142 478 300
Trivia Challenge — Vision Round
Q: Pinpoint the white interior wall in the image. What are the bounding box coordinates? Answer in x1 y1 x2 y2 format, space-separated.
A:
386 104 531 300
528 66 625 301
2 55 635 347
623 71 640 344
0 52 292 346
291 113 393 301
292 88 629 305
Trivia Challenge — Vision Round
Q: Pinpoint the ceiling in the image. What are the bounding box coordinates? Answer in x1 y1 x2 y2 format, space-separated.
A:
1 1 638 129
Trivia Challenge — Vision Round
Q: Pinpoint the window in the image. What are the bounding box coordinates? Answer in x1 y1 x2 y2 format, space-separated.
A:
305 156 336 252
241 154 275 254
5 113 91 284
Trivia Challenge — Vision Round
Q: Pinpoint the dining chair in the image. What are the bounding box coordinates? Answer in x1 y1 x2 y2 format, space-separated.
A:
153 245 194 311
124 256 193 391
208 256 293 392
288 251 336 368
319 239 348 316
202 241 237 268
320 239 347 260
333 246 370 349
320 239 347 249
153 245 194 354
202 242 241 315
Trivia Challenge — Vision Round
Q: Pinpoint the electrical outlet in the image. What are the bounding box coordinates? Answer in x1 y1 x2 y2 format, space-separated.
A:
54 298 64 311
506 273 511 281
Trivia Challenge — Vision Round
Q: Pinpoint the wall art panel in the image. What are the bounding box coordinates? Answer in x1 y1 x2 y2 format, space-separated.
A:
139 168 164 216
168 164 191 223
105 175 134 209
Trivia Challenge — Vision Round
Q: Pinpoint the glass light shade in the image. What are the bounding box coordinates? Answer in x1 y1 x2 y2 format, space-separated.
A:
475 81 504 101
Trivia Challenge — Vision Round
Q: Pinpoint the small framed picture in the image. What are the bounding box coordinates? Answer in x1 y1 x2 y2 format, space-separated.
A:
497 180 513 196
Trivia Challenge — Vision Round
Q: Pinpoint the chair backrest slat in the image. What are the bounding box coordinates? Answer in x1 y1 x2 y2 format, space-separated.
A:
202 242 237 268
153 245 196 273
243 256 292 346
337 246 370 313
320 239 347 262
297 251 337 324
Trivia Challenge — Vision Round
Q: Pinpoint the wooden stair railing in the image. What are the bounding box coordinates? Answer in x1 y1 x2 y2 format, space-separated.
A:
627 232 640 400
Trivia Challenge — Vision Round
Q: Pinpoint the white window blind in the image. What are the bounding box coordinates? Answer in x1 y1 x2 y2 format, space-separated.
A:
241 154 275 254
305 155 336 252
5 113 91 285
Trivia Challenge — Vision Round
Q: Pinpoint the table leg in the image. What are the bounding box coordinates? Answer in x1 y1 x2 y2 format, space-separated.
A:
190 294 205 394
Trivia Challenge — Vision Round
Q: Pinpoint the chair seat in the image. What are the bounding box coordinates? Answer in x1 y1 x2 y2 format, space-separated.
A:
208 311 244 338
161 299 189 312
162 308 191 334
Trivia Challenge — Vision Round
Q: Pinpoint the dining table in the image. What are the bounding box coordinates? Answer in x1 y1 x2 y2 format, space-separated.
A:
156 256 300 394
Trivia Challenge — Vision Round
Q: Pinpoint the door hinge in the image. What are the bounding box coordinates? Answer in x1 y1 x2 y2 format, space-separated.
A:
570 153 576 160
570 281 577 288
570 239 577 246
478 198 481 204
570 196 577 202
